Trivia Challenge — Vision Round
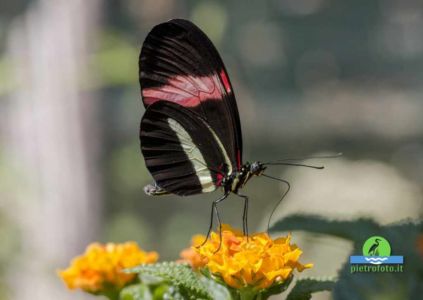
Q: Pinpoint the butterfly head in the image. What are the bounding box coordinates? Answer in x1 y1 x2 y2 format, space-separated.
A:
246 161 266 176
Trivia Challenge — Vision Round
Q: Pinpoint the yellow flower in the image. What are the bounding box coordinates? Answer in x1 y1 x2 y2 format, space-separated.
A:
196 224 312 290
58 242 158 293
178 234 208 269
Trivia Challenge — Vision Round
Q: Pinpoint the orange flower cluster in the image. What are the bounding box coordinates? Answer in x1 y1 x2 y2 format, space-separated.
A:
59 242 158 292
179 234 208 269
195 225 312 289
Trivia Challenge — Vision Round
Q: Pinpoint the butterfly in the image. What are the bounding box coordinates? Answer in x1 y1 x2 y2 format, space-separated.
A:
138 19 328 240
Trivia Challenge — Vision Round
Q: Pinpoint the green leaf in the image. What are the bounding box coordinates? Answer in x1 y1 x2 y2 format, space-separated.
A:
126 262 213 300
200 276 232 300
269 214 381 243
153 285 184 300
151 284 169 300
258 275 293 299
271 215 423 299
120 283 152 300
332 220 423 300
286 278 336 300
139 273 163 286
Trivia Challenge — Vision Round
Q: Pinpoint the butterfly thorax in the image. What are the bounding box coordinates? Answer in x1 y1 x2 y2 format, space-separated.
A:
222 161 266 194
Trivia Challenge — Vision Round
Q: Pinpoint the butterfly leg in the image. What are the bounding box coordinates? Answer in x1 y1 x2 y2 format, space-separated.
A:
236 193 249 238
198 192 229 249
261 174 291 234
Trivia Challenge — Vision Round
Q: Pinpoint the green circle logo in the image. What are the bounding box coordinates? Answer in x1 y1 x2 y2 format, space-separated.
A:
362 236 391 257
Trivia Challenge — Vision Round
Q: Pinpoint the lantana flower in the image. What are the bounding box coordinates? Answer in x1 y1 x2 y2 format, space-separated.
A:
195 224 312 290
178 234 208 269
58 242 158 293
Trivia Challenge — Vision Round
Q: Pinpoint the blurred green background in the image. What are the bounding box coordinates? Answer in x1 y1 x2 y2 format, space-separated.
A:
0 0 422 299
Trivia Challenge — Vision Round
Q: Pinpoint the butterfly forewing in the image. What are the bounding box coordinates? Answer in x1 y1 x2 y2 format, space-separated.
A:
139 19 243 172
140 101 232 196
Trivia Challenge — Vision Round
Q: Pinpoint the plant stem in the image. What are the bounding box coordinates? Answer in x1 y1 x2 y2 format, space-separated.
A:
100 289 120 300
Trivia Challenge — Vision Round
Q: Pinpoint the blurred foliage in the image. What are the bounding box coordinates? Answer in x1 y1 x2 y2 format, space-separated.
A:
89 31 139 89
0 58 15 96
0 0 30 51
286 278 336 300
191 1 227 45
270 215 423 299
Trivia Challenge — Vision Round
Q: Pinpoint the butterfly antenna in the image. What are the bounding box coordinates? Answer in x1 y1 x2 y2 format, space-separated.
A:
261 174 291 234
263 162 324 169
262 152 343 164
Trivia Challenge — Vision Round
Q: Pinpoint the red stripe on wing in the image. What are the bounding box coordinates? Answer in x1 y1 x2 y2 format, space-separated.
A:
142 74 227 107
216 172 224 186
219 70 231 93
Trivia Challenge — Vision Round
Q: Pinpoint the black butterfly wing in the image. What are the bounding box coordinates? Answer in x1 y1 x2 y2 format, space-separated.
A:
140 101 232 196
139 19 242 174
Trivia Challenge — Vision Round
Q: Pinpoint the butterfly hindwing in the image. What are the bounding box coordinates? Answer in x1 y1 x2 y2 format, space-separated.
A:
140 101 232 196
139 19 243 172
